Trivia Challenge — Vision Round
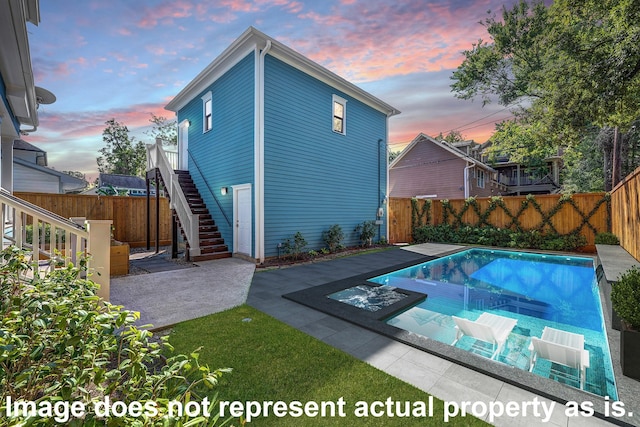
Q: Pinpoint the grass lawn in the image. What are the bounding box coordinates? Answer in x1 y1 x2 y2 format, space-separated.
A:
168 305 489 426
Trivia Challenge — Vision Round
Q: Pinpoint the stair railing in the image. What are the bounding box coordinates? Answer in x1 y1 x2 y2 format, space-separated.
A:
146 141 201 257
0 189 112 300
186 150 232 228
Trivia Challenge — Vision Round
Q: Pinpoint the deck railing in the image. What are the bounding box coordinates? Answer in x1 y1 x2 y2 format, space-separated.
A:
146 141 201 257
1 189 112 300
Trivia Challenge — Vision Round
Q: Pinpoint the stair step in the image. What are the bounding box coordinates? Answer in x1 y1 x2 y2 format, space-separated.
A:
199 230 221 238
201 244 229 254
164 169 234 262
191 251 233 262
200 238 225 246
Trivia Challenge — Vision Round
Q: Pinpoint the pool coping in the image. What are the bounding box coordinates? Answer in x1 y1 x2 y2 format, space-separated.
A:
283 247 631 425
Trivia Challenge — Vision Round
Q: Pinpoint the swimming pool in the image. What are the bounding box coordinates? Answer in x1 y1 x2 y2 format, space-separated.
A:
367 248 617 399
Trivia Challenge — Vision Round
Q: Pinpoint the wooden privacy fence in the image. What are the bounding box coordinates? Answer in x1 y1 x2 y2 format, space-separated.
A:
15 192 171 247
611 166 640 261
389 193 611 247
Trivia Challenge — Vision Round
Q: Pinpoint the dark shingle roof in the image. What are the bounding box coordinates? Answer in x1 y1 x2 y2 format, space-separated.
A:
13 139 45 152
99 173 146 190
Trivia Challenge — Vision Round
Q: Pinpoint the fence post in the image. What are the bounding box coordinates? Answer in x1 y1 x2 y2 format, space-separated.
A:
86 219 112 301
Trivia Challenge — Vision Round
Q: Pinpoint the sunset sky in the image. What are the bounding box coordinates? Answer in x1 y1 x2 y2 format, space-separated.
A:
27 0 520 182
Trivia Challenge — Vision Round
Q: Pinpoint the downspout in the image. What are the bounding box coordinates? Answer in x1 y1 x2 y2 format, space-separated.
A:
255 40 271 263
464 162 474 199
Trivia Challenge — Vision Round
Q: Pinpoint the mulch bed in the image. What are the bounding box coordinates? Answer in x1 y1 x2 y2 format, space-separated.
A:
256 245 392 270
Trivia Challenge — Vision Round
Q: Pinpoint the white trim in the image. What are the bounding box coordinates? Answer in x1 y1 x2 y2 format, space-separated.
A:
254 41 271 262
332 94 347 135
201 91 212 133
232 183 252 257
178 119 189 170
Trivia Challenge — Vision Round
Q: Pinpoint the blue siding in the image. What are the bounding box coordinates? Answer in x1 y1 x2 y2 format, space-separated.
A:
0 74 21 134
263 55 387 258
178 52 255 253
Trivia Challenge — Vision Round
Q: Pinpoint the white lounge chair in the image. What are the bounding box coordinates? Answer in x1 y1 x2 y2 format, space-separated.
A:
451 312 518 360
529 326 590 390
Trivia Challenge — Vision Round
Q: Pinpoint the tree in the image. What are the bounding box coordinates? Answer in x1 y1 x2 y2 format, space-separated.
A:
451 0 640 190
96 119 146 177
144 113 177 146
388 150 402 163
434 130 465 143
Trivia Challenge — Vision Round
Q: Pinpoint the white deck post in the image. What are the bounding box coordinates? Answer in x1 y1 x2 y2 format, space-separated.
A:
85 219 112 301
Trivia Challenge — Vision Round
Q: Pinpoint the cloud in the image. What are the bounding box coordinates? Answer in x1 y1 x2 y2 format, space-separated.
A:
288 0 501 82
135 0 194 29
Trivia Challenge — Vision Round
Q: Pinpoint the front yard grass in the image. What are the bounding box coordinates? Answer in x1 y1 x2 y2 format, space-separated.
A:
168 305 488 426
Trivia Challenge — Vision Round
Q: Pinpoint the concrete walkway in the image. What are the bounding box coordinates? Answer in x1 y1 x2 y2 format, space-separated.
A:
111 257 255 329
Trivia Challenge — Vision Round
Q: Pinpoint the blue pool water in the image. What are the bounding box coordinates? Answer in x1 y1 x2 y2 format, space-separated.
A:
367 248 617 399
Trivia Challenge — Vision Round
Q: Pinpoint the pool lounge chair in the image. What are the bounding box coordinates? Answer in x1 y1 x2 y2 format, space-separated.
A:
529 326 590 390
451 312 518 360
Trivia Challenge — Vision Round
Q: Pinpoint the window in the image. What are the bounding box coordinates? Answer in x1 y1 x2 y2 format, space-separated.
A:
477 170 485 188
332 95 346 135
202 91 212 133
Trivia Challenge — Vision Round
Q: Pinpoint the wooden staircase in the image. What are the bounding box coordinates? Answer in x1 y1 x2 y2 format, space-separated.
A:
173 170 232 261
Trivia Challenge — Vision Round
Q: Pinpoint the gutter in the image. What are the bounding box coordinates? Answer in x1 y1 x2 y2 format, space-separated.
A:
255 40 271 263
464 162 475 199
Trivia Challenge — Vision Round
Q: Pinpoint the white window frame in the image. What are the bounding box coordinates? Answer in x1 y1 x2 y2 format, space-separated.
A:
202 91 212 133
477 169 485 188
332 94 347 135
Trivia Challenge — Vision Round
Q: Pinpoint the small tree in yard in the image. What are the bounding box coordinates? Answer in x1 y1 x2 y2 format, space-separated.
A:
322 224 344 253
354 220 377 247
283 232 307 260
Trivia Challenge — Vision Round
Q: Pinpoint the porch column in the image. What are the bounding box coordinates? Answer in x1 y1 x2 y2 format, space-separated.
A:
0 136 14 193
86 219 112 301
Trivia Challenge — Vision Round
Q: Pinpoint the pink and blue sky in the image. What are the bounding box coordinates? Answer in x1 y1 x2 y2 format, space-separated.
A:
27 0 519 182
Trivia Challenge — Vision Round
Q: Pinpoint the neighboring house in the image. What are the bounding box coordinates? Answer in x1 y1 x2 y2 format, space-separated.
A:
481 141 562 195
389 133 505 199
95 173 151 196
13 139 86 193
162 27 399 262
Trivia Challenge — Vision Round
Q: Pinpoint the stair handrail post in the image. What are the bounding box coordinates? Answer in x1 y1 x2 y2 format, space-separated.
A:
85 219 112 301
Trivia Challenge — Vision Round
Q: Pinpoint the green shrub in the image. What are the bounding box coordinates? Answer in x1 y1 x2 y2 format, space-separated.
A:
0 246 233 426
354 221 377 246
322 224 344 253
611 267 640 330
412 224 587 251
24 223 66 245
282 231 307 259
595 232 620 245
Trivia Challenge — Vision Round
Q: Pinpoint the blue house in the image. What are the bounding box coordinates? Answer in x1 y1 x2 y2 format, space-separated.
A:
157 27 399 262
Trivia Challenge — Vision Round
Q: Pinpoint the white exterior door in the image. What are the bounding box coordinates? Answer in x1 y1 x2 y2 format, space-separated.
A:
234 184 252 256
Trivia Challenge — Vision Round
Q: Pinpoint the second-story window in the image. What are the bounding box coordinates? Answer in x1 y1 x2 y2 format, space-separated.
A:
332 95 346 135
477 170 485 188
202 91 212 133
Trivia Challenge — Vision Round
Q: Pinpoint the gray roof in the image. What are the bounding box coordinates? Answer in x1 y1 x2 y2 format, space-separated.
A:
13 139 45 152
99 173 146 190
